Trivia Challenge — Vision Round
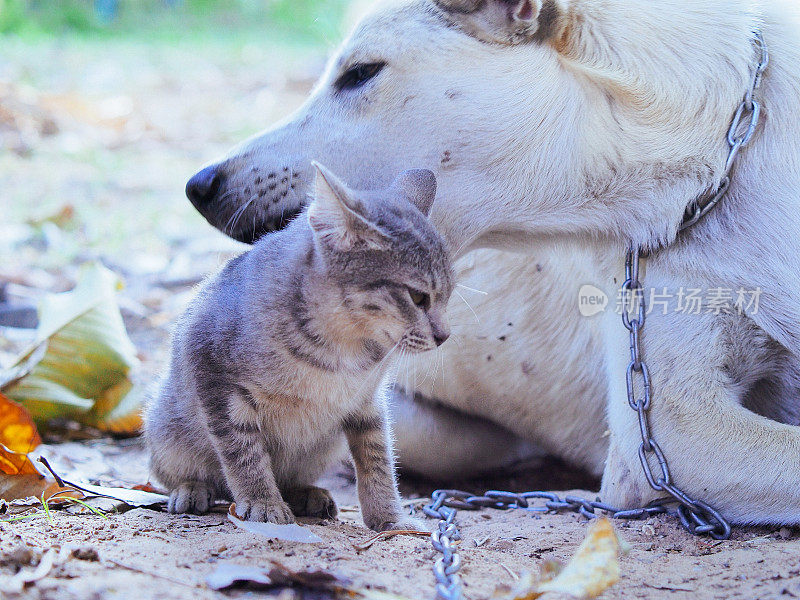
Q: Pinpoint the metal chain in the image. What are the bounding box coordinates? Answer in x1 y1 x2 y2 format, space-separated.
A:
622 247 731 540
680 31 768 230
422 487 673 600
422 31 768 600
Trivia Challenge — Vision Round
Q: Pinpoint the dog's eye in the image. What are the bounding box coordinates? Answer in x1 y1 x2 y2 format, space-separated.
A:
335 62 385 91
408 289 430 309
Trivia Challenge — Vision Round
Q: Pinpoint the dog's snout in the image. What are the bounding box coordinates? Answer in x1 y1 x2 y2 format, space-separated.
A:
186 165 223 209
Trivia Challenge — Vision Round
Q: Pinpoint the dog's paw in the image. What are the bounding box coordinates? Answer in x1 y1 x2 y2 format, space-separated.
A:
285 486 338 519
599 442 658 509
168 481 214 514
366 514 430 532
235 498 296 524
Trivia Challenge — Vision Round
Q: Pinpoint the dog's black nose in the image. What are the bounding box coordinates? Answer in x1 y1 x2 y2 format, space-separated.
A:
186 165 222 208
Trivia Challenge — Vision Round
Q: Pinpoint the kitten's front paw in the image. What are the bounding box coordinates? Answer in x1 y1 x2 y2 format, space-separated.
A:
285 486 338 519
235 498 295 524
168 481 214 514
366 514 430 533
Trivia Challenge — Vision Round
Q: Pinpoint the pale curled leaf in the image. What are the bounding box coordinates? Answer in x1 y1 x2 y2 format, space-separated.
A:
67 482 169 507
227 503 323 543
0 343 46 392
27 455 167 507
3 263 142 432
502 518 622 600
206 561 346 591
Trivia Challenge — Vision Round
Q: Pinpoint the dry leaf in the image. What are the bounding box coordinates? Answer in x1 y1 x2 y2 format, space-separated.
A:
0 393 42 475
0 474 67 502
500 518 623 600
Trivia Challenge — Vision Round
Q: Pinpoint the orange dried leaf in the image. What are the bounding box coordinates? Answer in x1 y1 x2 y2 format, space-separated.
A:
0 474 76 502
0 392 42 475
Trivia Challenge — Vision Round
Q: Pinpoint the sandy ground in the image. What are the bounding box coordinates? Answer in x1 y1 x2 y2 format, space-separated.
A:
2 438 800 600
2 30 800 600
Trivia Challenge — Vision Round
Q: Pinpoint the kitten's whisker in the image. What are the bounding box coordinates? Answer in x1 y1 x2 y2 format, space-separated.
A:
419 347 436 386
427 347 440 393
456 283 488 295
439 347 450 396
449 236 475 262
397 348 411 390
454 289 480 324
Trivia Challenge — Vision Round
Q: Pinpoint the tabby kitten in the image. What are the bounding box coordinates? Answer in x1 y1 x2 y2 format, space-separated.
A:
144 163 453 530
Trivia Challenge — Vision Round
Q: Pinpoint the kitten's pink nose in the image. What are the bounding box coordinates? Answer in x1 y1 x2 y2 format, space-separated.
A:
430 312 450 347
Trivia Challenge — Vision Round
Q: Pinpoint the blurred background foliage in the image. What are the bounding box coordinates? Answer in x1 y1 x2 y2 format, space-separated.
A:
0 0 350 44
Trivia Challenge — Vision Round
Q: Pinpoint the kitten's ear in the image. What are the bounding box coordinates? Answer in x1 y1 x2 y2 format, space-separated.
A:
392 169 437 217
307 162 387 249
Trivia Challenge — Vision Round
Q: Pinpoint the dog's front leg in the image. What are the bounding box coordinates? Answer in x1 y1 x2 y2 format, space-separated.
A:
600 306 800 525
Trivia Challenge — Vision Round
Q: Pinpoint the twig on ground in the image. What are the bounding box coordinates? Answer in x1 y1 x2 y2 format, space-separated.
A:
643 583 697 592
353 529 430 551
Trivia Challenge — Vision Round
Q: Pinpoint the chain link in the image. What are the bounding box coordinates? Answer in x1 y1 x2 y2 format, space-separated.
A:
422 31 767 600
680 32 768 231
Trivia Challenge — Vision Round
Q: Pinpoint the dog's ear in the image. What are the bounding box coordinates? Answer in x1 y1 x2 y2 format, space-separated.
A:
308 162 389 250
392 169 437 217
435 0 566 45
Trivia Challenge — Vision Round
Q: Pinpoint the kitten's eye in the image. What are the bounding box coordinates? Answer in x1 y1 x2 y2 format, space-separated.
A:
408 289 430 309
335 62 385 91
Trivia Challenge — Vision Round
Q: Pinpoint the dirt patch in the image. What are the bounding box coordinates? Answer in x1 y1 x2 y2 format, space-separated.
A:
3 442 800 600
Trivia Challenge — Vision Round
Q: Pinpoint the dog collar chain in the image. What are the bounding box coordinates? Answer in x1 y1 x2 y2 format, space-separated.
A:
617 31 771 543
680 31 769 231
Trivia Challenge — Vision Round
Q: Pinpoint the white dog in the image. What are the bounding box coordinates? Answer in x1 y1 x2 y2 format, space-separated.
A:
184 0 800 525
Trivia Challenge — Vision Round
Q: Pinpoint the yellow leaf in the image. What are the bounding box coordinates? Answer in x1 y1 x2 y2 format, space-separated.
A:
537 518 621 599
501 518 623 600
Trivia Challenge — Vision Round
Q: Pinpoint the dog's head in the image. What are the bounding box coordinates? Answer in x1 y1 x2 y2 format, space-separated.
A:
185 0 580 250
186 0 751 251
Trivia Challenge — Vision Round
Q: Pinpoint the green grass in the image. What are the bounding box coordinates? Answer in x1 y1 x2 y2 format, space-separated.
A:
0 0 349 46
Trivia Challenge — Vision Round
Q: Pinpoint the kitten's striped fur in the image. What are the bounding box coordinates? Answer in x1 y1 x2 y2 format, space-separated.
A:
144 164 453 529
